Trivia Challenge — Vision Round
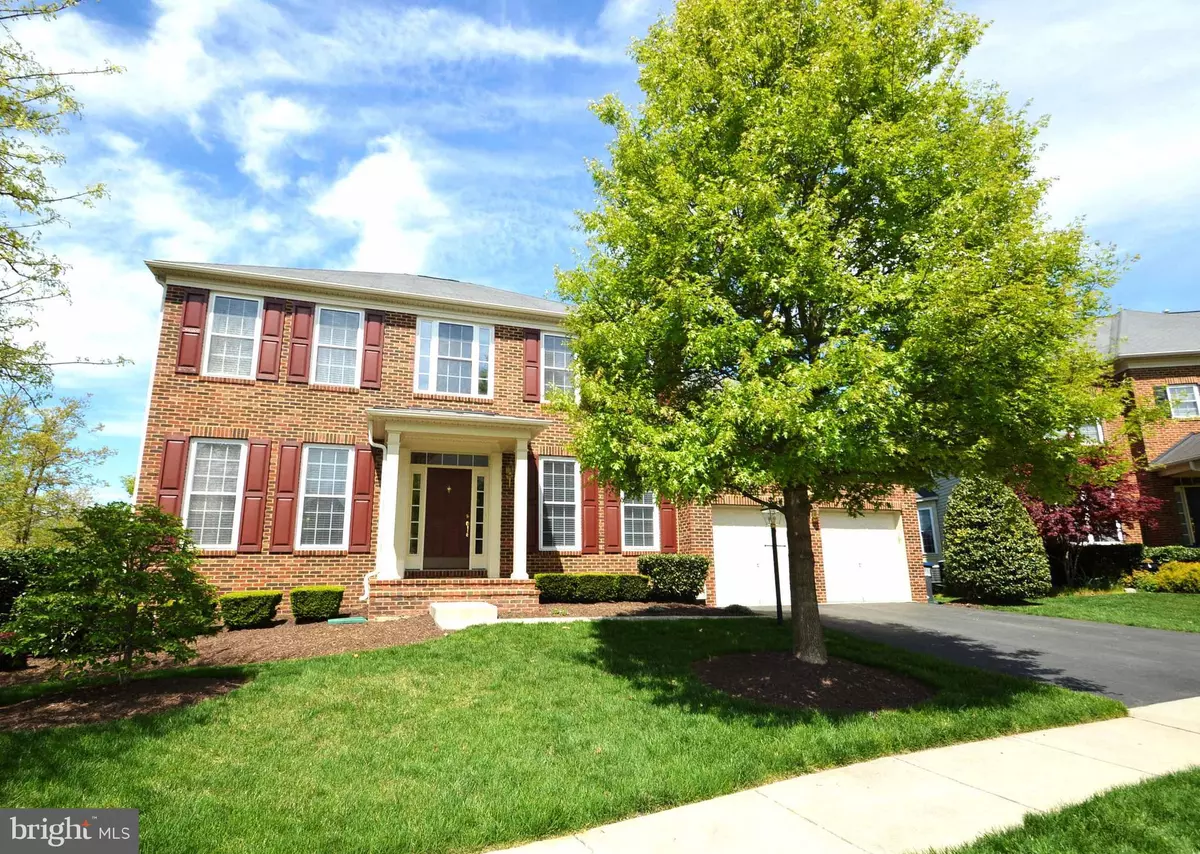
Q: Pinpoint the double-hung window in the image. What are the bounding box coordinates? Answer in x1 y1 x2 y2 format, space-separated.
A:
540 457 579 550
1076 421 1104 444
312 307 363 386
917 505 938 555
204 295 261 378
1167 384 1200 419
415 319 493 397
622 492 658 550
541 333 574 399
183 439 246 549
297 445 353 549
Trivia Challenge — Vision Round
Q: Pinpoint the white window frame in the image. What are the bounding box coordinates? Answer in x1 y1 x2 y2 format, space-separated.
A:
620 491 660 551
917 503 939 555
1077 421 1104 444
295 443 355 551
540 332 575 402
309 306 365 388
201 293 262 380
413 317 495 399
538 456 581 552
181 438 247 551
1166 384 1200 419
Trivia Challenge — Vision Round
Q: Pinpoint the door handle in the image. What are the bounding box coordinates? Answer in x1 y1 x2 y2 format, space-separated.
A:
465 516 471 538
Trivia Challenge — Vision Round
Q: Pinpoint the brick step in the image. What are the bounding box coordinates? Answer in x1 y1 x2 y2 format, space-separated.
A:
368 577 539 620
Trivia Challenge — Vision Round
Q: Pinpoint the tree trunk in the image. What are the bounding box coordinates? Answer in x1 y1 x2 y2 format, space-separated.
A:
782 486 828 664
119 601 138 686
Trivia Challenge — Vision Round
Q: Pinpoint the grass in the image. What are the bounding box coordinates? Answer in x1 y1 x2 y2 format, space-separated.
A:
0 619 1122 854
941 768 1200 853
970 591 1200 633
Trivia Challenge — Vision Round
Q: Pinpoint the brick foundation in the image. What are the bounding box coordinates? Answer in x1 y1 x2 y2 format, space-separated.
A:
367 578 539 619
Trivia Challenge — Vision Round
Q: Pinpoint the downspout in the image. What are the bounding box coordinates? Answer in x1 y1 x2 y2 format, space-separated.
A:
360 432 388 602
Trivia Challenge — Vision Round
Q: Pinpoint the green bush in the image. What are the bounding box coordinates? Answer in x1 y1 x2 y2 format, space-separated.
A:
219 591 283 629
290 586 345 621
637 554 709 602
616 573 651 602
1145 546 1200 567
534 573 650 603
0 548 60 624
0 631 26 670
1152 562 1200 594
1056 543 1143 586
1128 569 1159 592
942 476 1052 603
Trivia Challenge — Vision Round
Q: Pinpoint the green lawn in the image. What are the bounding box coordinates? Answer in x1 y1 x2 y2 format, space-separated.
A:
0 620 1122 854
982 592 1200 633
941 767 1200 853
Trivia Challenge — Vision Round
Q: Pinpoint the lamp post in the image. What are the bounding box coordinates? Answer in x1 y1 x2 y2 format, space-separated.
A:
761 507 784 625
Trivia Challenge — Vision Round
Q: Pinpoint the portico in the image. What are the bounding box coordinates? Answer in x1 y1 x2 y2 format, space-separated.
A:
367 407 553 581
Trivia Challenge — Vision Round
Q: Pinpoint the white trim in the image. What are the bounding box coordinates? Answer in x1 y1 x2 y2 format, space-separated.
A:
295 443 355 550
413 317 496 400
309 305 365 388
1166 384 1200 419
540 332 575 402
181 438 247 551
200 292 263 380
916 502 939 555
620 491 660 551
538 456 582 552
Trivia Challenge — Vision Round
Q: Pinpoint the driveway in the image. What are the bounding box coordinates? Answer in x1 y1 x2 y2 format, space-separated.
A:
819 603 1200 707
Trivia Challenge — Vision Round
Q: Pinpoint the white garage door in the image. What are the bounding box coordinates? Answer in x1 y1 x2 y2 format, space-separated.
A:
712 506 790 608
820 510 913 604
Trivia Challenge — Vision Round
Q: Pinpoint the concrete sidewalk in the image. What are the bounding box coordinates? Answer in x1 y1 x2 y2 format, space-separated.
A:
493 698 1200 854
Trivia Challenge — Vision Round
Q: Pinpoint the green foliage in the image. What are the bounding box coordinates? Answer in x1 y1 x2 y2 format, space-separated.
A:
1059 544 1144 587
1144 546 1200 566
0 546 57 621
0 630 23 669
289 586 345 622
942 477 1052 603
2 503 218 681
219 591 283 629
616 573 651 602
637 554 708 602
1149 563 1200 594
1128 570 1159 592
534 573 650 603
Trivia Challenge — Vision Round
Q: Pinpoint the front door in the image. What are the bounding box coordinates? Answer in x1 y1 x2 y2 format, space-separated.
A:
1186 487 1200 545
423 468 473 569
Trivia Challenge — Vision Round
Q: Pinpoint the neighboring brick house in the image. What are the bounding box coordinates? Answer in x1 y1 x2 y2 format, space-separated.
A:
135 261 927 617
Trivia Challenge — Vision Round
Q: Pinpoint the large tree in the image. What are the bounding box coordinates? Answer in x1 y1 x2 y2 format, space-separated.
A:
557 0 1120 662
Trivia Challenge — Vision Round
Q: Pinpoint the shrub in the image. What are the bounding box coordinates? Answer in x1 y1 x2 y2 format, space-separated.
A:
616 573 650 602
0 548 59 624
1050 543 1143 587
637 554 709 602
1144 546 1200 567
0 631 26 671
1127 569 1159 592
1151 562 1200 594
723 604 755 615
534 573 650 603
219 591 283 629
4 504 219 682
290 586 345 621
942 476 1052 603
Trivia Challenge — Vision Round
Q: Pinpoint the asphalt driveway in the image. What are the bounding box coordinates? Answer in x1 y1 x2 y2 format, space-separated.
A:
819 603 1200 707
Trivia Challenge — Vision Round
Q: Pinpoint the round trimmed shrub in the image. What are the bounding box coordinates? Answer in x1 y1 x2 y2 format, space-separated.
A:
219 591 282 629
290 586 345 621
1152 562 1200 593
942 476 1051 603
637 554 708 602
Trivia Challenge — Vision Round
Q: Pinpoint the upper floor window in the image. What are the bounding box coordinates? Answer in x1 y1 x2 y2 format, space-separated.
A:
204 295 261 378
297 444 353 549
415 319 493 397
1167 384 1200 419
917 504 938 555
312 307 363 387
1076 421 1104 444
542 333 574 399
539 457 579 550
622 491 658 550
183 438 246 549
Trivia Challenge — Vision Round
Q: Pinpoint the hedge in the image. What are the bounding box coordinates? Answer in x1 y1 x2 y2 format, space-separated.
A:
219 591 282 629
534 573 650 603
290 586 345 621
1144 546 1200 567
637 554 708 602
0 548 60 624
1142 562 1200 594
1051 543 1144 587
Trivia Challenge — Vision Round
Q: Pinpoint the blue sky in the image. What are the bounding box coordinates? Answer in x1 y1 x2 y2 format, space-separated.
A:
13 0 1200 500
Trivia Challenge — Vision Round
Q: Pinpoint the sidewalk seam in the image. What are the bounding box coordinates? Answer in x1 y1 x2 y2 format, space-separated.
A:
750 787 872 852
1125 716 1200 737
893 755 1046 813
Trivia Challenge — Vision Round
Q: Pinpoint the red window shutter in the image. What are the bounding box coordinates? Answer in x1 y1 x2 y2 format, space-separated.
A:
361 311 384 390
659 498 678 553
270 441 302 553
157 435 190 516
175 290 208 374
581 469 599 554
256 300 285 381
603 485 622 554
287 302 315 383
527 451 539 552
523 329 541 402
349 444 376 553
237 438 271 553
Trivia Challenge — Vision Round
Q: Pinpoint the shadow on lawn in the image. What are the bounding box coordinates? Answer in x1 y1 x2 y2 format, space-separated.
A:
579 617 1078 725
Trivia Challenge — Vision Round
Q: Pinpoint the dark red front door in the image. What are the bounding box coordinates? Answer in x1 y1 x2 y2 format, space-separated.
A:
424 468 472 569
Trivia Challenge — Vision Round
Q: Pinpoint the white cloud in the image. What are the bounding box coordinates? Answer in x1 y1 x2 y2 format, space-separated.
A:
311 134 451 273
223 93 323 190
598 0 665 36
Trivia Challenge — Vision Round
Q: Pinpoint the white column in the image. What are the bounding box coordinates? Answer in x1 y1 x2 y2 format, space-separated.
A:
487 452 502 578
512 443 529 580
375 431 402 580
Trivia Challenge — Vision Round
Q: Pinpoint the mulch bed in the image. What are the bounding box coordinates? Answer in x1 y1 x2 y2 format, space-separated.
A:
694 652 935 713
503 602 743 618
0 676 247 733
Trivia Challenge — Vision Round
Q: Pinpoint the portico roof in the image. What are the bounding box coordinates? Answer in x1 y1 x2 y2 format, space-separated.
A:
365 407 554 447
1149 432 1200 475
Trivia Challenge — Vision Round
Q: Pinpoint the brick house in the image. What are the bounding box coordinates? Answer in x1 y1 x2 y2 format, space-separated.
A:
135 261 927 617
